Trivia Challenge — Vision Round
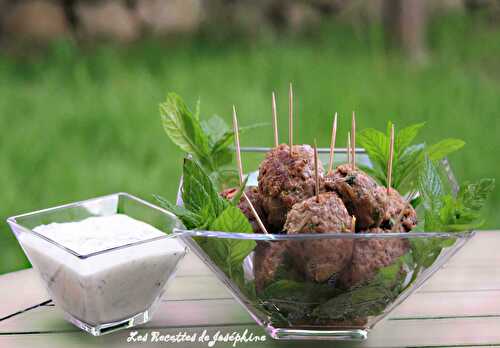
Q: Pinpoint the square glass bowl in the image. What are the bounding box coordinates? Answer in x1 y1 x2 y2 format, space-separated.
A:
175 147 474 341
7 192 187 336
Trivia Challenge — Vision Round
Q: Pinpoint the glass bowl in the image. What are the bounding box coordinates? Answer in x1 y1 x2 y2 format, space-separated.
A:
175 147 474 341
6 192 187 336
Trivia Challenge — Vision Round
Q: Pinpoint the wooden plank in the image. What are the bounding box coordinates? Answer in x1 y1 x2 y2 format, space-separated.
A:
0 253 219 320
0 299 255 334
0 269 49 319
0 326 280 348
3 292 500 348
3 320 500 348
391 290 500 319
445 231 500 268
1 270 500 332
175 252 214 277
1 231 500 348
164 276 232 301
364 316 500 348
420 266 500 292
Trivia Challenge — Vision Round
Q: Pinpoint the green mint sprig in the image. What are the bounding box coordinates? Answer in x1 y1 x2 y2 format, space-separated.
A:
357 121 465 193
160 93 265 188
418 156 495 232
155 157 256 291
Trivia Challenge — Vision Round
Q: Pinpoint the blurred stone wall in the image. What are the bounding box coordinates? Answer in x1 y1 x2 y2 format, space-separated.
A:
0 0 483 47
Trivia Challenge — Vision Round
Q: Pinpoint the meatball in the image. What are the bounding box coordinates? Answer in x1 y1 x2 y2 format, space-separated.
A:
220 186 287 290
284 192 353 283
258 144 322 231
381 188 418 232
254 241 287 292
324 164 386 231
338 227 410 289
221 187 269 234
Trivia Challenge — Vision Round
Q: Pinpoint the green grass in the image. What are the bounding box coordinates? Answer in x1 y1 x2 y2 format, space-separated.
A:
1 14 499 274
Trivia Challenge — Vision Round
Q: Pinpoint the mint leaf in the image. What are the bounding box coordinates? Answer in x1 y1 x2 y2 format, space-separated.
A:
395 122 426 158
313 282 396 321
156 158 230 230
230 176 249 206
417 155 494 233
458 178 495 211
358 128 388 172
210 205 253 233
262 280 340 304
426 139 465 161
182 158 228 221
205 206 256 280
201 115 230 145
418 156 444 210
160 93 213 170
358 122 464 193
154 194 202 229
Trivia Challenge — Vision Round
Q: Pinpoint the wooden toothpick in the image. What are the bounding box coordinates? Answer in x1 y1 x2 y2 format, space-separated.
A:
272 91 279 148
232 106 269 234
327 112 338 174
351 111 356 170
347 131 351 166
387 124 395 194
232 105 244 185
289 82 293 155
243 194 269 234
314 139 320 203
392 190 417 232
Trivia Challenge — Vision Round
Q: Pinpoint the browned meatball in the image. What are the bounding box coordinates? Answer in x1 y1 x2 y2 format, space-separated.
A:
258 144 323 231
221 187 269 234
284 192 353 283
381 188 418 232
324 164 386 231
338 227 410 289
254 241 287 292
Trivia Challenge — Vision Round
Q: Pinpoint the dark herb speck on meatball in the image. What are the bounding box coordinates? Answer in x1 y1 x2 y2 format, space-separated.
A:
381 188 418 232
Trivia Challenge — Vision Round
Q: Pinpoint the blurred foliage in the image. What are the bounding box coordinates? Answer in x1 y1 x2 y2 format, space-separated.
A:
1 13 500 274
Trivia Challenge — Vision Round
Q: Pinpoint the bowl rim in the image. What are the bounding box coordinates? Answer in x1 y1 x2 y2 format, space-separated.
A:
6 192 180 260
174 228 474 240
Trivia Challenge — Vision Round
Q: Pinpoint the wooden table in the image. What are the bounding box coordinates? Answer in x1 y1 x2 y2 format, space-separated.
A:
1 230 500 348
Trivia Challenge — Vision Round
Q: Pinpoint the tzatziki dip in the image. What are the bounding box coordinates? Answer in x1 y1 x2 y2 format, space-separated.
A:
19 214 186 328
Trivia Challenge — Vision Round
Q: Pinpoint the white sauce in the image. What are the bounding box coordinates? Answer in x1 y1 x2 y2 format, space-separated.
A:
21 214 187 327
33 214 165 255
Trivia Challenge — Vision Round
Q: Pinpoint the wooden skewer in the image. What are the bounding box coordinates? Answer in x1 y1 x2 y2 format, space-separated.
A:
351 215 356 233
351 111 356 170
392 190 417 232
347 131 351 166
387 124 395 194
314 139 320 203
232 106 269 234
243 194 269 234
232 106 244 185
272 91 279 148
289 82 293 155
327 112 338 174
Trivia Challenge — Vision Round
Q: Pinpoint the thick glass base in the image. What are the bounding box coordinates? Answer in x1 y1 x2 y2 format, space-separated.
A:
64 309 152 336
267 326 368 341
